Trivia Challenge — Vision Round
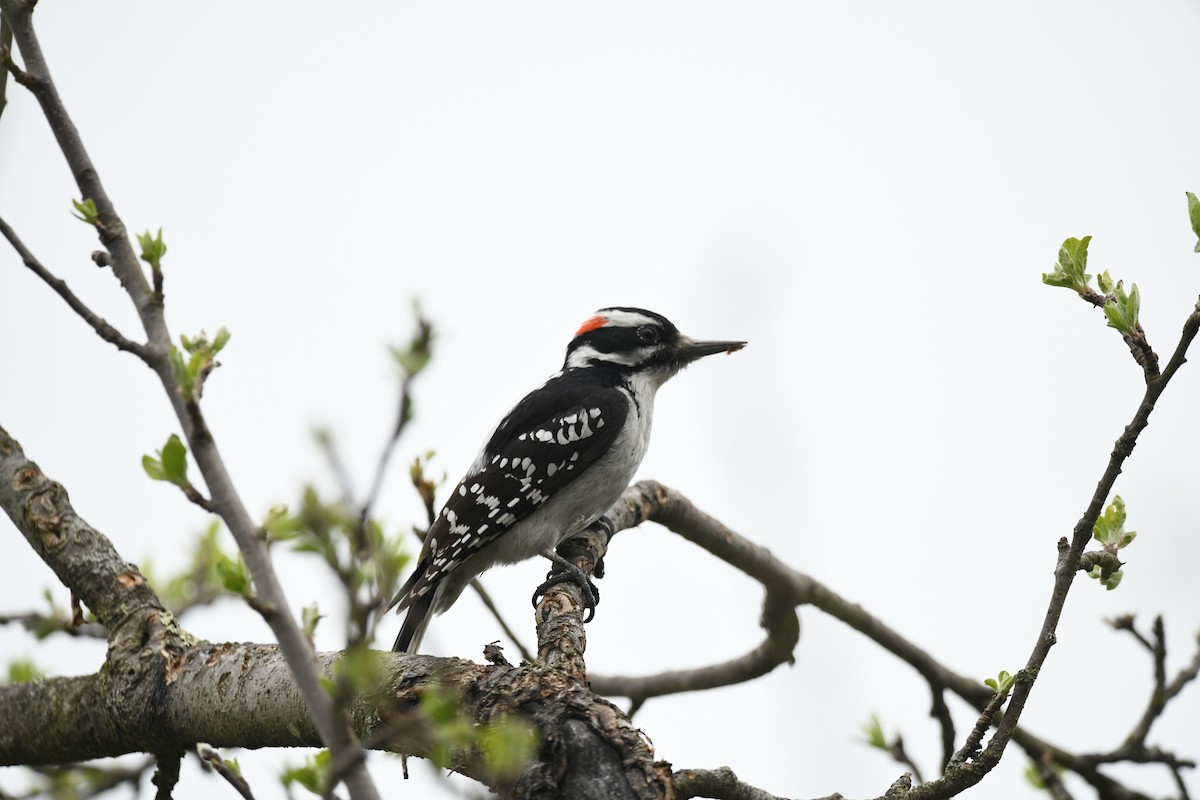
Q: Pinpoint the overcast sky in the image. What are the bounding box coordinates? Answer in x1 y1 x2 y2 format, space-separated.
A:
2 3 1199 799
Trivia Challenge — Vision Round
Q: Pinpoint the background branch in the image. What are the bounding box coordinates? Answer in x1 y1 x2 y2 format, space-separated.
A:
0 7 381 798
0 217 147 359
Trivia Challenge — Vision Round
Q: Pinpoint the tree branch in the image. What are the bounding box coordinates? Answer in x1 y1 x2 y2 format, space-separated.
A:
0 6 381 797
196 744 256 800
0 424 166 631
672 766 794 800
0 217 148 360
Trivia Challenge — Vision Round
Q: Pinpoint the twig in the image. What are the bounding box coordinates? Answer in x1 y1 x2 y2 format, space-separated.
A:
592 480 1195 800
197 744 256 800
0 216 148 360
948 685 1011 768
902 297 1200 799
30 757 155 800
355 383 413 554
314 428 357 509
888 734 925 784
0 610 106 638
587 494 801 699
0 18 14 119
929 687 955 773
181 482 217 513
1077 289 1161 381
469 577 535 663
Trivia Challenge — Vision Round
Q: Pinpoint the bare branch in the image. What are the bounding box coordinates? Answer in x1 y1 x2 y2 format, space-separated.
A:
589 486 800 700
0 217 148 360
197 744 256 800
28 757 155 800
470 576 535 664
887 735 925 785
0 610 106 639
0 20 16 118
1076 288 1160 381
928 687 955 773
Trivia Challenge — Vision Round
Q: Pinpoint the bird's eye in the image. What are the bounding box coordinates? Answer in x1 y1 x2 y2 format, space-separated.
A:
637 325 660 344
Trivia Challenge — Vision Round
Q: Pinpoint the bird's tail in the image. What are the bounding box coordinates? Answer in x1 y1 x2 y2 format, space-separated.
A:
392 590 435 654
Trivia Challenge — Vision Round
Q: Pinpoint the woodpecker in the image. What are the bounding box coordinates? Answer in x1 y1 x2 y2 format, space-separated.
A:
388 307 745 653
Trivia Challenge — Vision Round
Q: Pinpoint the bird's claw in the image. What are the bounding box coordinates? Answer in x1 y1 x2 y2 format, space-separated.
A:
532 559 600 622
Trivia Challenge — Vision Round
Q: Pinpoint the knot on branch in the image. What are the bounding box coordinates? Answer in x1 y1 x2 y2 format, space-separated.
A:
1078 550 1124 582
22 479 67 551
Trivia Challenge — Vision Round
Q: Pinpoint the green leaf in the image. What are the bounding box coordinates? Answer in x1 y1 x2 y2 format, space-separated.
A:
6 658 45 683
861 714 888 751
1103 570 1124 591
301 602 323 639
1093 495 1136 550
388 342 431 377
1042 236 1093 293
1096 270 1114 294
137 227 167 271
1187 191 1200 253
280 750 330 797
70 198 98 225
214 553 250 595
985 670 1016 694
160 434 189 487
481 716 539 778
1102 280 1141 336
389 310 435 377
142 455 168 482
212 326 231 354
1025 763 1047 791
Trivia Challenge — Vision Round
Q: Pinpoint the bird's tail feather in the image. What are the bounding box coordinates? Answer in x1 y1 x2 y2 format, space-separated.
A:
393 591 434 654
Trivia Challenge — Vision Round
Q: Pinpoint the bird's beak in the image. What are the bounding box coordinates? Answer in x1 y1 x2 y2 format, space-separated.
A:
677 337 747 363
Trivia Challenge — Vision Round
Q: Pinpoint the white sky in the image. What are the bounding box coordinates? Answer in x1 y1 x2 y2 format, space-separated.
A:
2 3 1199 799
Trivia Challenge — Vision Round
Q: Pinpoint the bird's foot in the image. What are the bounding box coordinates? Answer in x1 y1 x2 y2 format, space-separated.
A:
532 553 600 622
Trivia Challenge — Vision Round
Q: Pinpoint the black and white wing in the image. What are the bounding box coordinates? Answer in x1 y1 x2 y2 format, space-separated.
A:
389 377 628 613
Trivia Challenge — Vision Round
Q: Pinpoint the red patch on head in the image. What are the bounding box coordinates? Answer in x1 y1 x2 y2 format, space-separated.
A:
574 315 608 337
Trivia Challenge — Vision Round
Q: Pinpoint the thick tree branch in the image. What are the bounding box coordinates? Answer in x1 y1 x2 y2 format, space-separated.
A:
0 424 166 631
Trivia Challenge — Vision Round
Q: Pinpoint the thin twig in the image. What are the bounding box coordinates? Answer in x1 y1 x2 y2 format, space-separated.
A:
0 216 148 360
314 429 357 509
0 19 13 119
1077 289 1161 381
889 735 925 784
469 577 535 663
929 687 955 773
197 744 256 800
0 611 106 638
182 482 217 513
904 297 1200 800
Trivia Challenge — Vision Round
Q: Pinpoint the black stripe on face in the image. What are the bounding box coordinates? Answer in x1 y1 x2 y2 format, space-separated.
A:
565 308 681 363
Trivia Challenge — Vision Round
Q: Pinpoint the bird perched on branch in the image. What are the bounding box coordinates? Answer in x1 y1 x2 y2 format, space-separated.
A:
388 307 745 653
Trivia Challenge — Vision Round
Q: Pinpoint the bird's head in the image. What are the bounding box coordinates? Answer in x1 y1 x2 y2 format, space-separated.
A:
564 307 745 387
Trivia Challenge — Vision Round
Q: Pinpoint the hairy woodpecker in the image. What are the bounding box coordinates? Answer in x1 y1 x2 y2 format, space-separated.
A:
388 307 745 653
